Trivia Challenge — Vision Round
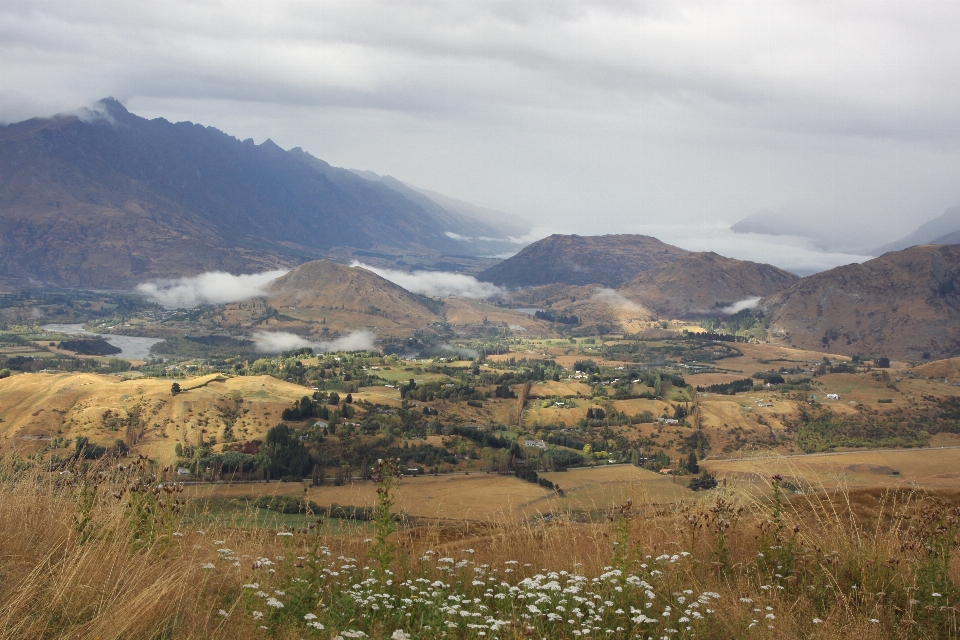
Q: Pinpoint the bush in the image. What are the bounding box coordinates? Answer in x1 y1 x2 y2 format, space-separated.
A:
0 369 10 379
689 471 718 491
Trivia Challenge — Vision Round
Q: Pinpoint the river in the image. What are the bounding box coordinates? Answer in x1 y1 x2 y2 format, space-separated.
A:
41 324 163 360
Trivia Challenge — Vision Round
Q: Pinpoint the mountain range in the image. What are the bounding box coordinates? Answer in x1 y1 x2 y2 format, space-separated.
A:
730 204 960 257
0 99 526 288
873 205 960 254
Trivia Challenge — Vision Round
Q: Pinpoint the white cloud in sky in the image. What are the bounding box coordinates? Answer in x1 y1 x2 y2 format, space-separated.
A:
352 262 503 298
252 330 376 354
136 269 288 308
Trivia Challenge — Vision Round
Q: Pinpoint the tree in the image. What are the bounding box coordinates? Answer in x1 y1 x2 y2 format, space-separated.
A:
171 382 181 395
686 451 700 474
345 393 353 404
875 357 891 368
328 392 340 405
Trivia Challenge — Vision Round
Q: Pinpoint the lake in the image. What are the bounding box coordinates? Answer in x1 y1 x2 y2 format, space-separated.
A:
41 324 163 360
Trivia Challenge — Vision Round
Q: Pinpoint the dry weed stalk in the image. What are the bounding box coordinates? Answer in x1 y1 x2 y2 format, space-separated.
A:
0 454 959 639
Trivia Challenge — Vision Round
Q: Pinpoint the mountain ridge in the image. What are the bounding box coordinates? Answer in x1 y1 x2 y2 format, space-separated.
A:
618 252 800 317
0 98 521 288
760 244 960 361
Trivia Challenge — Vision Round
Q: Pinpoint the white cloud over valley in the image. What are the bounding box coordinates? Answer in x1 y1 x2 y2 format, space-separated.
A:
252 330 376 354
352 262 503 299
135 270 288 308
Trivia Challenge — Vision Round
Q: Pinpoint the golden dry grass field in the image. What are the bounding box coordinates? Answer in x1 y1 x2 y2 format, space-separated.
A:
704 442 960 495
185 464 686 522
0 372 313 464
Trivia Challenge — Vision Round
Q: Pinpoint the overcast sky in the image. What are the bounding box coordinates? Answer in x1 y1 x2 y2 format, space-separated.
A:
3 1 959 270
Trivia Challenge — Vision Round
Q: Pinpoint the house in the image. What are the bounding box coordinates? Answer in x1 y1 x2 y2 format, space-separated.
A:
826 393 840 400
176 467 191 476
523 439 546 449
657 418 679 425
660 468 673 475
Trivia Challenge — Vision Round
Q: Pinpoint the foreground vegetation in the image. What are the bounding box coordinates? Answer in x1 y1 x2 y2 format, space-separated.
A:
1 455 959 640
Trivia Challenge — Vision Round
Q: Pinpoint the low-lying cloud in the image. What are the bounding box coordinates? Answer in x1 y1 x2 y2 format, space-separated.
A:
592 288 646 312
136 270 288 308
621 223 874 276
352 262 503 299
717 297 762 314
252 330 376 354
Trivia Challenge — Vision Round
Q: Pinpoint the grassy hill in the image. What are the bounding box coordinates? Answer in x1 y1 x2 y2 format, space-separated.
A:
762 244 960 360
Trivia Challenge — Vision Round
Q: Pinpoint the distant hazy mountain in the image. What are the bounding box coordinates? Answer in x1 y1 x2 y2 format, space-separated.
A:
730 209 813 238
349 169 530 256
0 98 520 288
873 205 960 254
618 252 799 317
477 234 689 287
730 209 887 254
761 244 960 361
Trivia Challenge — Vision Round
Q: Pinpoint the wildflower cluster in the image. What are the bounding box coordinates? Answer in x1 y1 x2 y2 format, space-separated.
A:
229 544 746 638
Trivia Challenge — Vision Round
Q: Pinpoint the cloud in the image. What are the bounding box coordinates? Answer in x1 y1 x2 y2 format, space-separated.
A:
2 2 959 240
252 330 376 354
352 262 503 299
592 288 645 312
622 222 875 275
136 270 287 308
717 297 762 315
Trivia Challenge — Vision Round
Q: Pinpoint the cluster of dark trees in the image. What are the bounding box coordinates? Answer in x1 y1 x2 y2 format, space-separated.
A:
696 378 755 395
585 407 606 420
534 310 579 324
514 466 561 492
58 338 122 356
281 394 354 422
0 354 130 374
785 405 955 453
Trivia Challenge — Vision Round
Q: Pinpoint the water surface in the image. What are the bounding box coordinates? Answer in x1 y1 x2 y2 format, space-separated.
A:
41 324 162 360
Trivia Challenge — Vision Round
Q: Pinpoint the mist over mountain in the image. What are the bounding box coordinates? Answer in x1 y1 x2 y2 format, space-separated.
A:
873 205 960 254
730 209 890 255
0 99 521 288
348 169 531 256
478 234 690 288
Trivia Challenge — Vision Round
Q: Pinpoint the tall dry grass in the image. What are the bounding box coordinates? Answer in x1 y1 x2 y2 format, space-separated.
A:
1 454 958 639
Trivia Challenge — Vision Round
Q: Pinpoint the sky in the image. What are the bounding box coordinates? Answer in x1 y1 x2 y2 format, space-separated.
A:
3 1 960 271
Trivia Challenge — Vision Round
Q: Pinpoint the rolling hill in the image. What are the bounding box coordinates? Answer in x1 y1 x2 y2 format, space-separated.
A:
478 234 689 287
262 260 441 334
0 99 521 288
761 244 960 361
617 252 800 317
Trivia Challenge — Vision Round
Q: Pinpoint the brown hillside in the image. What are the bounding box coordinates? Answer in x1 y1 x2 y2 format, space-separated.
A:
618 252 799 317
761 244 960 361
478 234 689 287
0 372 313 465
264 260 440 332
